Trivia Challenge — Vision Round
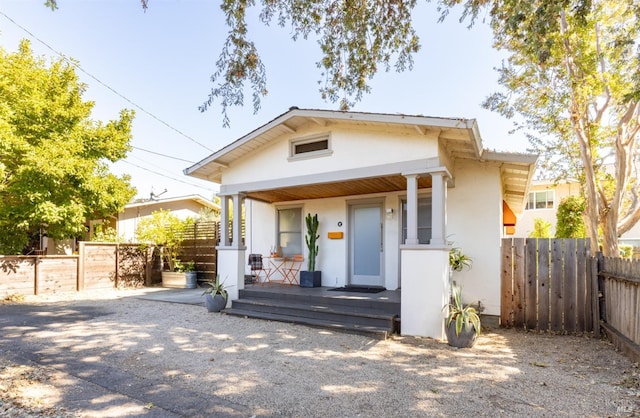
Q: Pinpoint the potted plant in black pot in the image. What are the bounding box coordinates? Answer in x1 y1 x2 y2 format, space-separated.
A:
444 284 481 348
300 213 321 287
202 275 229 312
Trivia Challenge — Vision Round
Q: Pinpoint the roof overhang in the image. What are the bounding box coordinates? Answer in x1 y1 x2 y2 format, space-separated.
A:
125 194 220 211
184 108 482 184
481 151 539 215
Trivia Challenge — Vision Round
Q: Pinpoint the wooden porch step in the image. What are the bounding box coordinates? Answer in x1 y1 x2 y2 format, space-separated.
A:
222 307 395 339
230 297 397 329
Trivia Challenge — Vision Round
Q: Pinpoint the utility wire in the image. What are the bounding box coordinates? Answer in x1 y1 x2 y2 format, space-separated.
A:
120 160 214 191
132 146 196 164
0 10 214 152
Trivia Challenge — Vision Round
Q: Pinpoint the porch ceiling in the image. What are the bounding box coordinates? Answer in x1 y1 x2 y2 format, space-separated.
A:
245 174 433 203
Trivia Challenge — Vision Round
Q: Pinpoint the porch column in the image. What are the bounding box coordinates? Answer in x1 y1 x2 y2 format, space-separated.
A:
231 193 244 249
219 195 230 246
404 174 419 245
215 193 246 306
430 171 447 246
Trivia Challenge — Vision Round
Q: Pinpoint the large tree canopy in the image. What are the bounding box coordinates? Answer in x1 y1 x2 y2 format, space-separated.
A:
0 40 136 254
444 0 640 257
47 0 420 127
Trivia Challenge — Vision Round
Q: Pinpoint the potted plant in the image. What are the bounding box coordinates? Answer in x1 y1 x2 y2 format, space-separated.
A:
449 247 472 272
174 259 197 289
202 275 228 312
444 284 481 348
300 213 321 287
135 209 195 288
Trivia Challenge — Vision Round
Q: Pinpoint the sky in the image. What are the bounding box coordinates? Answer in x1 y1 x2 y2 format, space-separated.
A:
0 0 528 202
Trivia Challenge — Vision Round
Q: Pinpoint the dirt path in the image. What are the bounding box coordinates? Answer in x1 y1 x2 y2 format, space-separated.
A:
1 289 638 417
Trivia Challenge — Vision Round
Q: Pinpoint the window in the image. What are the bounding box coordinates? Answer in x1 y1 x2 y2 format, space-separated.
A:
277 207 302 257
526 190 555 210
289 134 331 160
401 197 432 244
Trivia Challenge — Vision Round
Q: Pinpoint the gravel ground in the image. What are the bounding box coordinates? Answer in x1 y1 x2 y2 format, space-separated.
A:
1 288 639 417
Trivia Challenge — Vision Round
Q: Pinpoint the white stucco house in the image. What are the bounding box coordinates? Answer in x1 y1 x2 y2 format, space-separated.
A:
184 108 537 339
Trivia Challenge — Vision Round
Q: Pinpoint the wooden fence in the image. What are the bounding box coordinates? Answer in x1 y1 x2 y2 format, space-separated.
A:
0 243 151 296
501 238 596 333
598 256 640 362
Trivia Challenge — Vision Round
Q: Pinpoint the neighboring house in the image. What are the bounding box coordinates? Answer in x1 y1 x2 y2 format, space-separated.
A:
184 108 537 339
517 179 640 249
116 195 220 242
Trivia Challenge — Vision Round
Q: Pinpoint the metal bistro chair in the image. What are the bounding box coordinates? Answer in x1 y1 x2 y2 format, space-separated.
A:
283 254 304 285
248 253 271 285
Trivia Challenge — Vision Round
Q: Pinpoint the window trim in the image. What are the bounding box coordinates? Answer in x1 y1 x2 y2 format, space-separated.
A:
275 205 303 257
526 190 555 210
288 133 332 161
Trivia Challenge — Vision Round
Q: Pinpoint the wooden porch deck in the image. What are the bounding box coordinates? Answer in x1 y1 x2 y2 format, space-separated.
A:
223 283 401 339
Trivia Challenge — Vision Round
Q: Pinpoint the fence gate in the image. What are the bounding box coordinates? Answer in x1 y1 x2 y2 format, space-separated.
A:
501 238 595 332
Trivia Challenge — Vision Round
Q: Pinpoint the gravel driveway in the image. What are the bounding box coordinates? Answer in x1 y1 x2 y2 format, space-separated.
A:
1 288 639 417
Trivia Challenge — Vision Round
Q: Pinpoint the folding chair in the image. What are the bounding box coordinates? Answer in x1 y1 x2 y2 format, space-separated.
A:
283 254 304 285
248 253 271 285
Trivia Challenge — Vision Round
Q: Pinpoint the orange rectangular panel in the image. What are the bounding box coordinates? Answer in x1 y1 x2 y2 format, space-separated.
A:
327 232 344 239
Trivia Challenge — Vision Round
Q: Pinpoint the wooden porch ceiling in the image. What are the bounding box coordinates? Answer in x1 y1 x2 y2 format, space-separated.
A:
245 175 433 203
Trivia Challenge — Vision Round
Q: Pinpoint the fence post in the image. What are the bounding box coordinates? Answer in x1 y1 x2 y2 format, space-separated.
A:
592 253 603 338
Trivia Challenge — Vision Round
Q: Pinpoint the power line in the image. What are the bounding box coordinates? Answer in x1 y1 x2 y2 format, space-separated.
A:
120 160 215 191
132 146 196 163
0 10 214 152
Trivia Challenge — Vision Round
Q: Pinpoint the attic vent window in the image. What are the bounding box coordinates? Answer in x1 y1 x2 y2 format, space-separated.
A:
289 134 332 160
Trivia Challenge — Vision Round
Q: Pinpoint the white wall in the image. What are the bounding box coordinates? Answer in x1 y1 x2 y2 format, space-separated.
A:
244 192 403 290
225 123 439 184
447 160 503 315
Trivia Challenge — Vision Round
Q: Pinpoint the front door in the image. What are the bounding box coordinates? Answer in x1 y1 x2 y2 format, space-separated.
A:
349 202 384 287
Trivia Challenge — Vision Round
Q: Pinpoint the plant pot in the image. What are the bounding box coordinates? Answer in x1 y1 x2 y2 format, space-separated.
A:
445 321 478 348
185 271 198 289
204 293 227 312
162 271 193 289
300 271 321 288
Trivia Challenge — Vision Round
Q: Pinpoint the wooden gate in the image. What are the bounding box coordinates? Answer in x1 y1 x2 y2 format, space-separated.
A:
501 238 596 332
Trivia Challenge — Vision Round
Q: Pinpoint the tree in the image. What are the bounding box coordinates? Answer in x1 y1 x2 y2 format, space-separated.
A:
529 218 552 239
443 0 640 257
555 196 586 239
0 40 136 254
46 0 420 127
135 210 194 271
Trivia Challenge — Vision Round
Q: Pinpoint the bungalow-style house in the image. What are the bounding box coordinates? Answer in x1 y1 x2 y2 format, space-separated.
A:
116 194 220 242
185 108 537 338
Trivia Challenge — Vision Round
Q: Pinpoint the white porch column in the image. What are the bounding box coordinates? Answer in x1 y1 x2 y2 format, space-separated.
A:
405 174 419 245
430 171 447 246
231 194 244 249
219 195 230 247
215 193 246 306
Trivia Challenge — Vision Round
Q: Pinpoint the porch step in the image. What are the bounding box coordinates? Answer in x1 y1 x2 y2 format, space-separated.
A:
223 287 400 339
222 307 395 339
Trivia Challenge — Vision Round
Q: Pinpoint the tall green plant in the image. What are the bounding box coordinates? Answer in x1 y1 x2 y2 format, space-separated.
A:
305 213 319 272
135 210 193 271
555 196 586 238
529 218 552 238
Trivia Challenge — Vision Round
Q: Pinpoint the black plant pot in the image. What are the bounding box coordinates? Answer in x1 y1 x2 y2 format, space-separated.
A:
300 271 322 288
204 293 227 312
445 321 478 348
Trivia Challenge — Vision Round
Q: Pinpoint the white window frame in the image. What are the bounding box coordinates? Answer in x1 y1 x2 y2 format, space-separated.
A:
288 133 332 161
275 206 303 257
526 190 555 210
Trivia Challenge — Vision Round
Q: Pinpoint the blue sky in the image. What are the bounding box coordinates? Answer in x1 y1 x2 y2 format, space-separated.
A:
0 0 527 200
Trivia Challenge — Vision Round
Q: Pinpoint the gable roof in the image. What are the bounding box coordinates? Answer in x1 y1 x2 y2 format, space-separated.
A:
125 194 219 211
185 108 484 181
184 108 537 214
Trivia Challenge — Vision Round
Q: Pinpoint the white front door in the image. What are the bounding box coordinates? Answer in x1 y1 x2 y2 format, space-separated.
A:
349 202 384 287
